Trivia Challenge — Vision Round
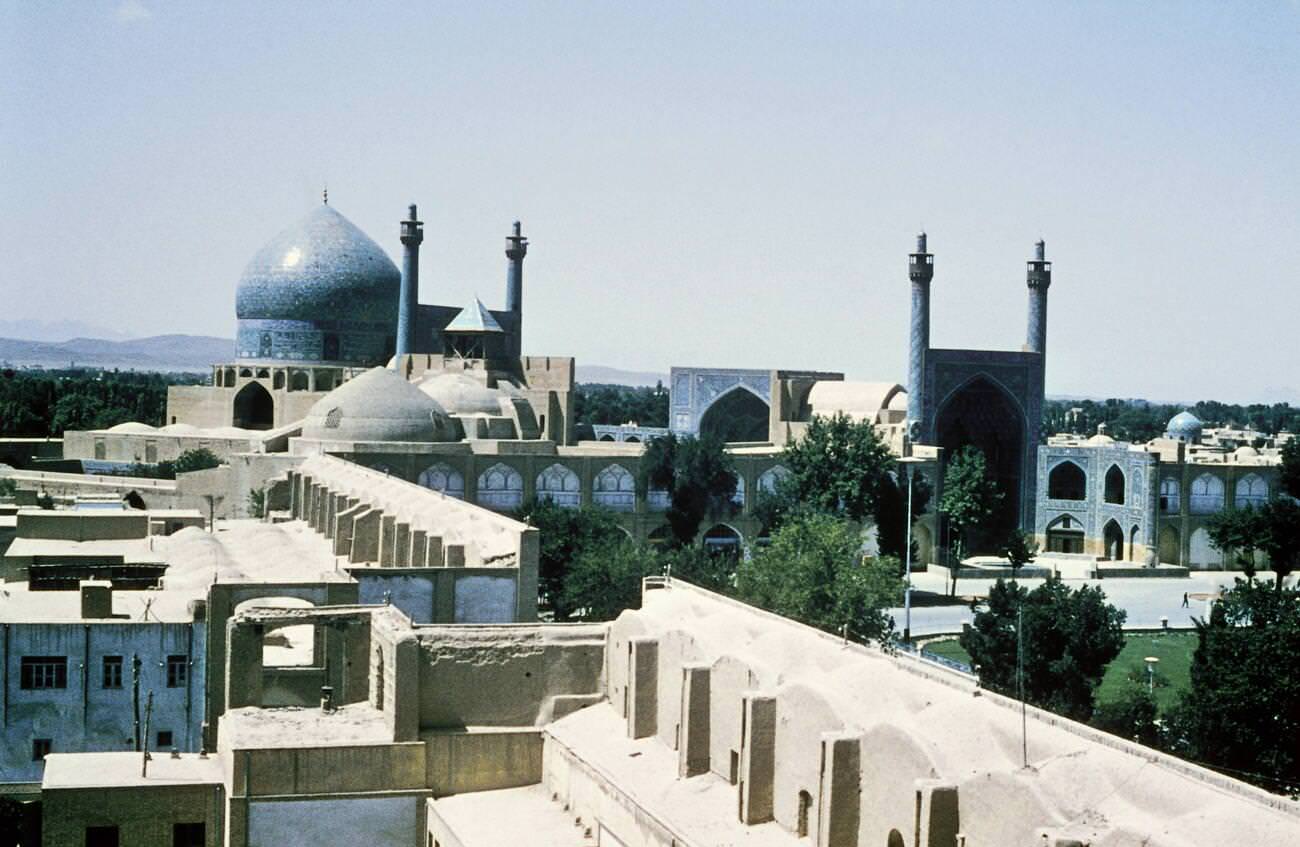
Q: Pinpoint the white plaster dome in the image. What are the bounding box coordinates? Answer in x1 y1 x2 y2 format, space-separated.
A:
1234 445 1260 461
302 367 456 442
1165 411 1203 442
417 373 510 416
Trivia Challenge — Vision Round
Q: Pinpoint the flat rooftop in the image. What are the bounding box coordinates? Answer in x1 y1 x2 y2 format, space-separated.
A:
0 521 349 623
222 703 392 749
430 784 599 847
42 752 223 790
544 703 797 846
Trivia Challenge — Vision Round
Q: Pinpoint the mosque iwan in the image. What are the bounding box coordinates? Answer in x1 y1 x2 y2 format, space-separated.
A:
0 198 1295 846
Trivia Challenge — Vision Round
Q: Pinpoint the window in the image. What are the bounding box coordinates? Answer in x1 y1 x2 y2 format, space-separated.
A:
32 739 51 761
86 826 119 847
536 463 581 509
1047 461 1087 500
417 463 466 499
166 655 188 688
102 655 123 689
1104 465 1125 505
593 464 635 511
1189 473 1225 515
157 730 174 748
172 823 205 847
1160 478 1180 513
20 656 67 690
1235 474 1268 509
476 463 524 510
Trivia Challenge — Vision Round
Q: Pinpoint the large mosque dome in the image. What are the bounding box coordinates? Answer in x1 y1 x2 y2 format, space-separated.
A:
301 367 457 443
235 204 400 365
1165 410 1203 443
417 372 514 416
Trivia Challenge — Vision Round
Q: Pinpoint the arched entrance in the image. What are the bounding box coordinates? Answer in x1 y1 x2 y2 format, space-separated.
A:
702 523 743 556
699 388 769 443
1158 524 1180 565
1103 519 1124 561
935 377 1024 550
1045 514 1084 554
232 382 275 430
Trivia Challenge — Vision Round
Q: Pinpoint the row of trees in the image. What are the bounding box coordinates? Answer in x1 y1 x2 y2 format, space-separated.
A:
0 368 203 437
1043 397 1300 442
573 382 670 428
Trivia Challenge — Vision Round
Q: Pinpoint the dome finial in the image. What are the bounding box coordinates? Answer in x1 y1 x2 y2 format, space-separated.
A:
323 185 328 205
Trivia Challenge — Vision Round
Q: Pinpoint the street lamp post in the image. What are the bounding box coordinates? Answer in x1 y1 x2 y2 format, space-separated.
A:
1145 656 1160 695
900 457 923 644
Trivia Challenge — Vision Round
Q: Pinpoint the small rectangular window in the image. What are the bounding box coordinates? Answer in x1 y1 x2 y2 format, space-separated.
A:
172 823 204 847
166 655 188 688
20 656 67 690
32 739 51 761
86 826 119 847
102 655 124 689
157 730 173 748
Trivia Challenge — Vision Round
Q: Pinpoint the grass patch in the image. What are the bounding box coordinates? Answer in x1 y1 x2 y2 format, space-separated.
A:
922 631 1198 712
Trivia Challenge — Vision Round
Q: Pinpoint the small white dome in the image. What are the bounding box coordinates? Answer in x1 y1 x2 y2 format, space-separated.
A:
417 373 509 416
302 367 456 443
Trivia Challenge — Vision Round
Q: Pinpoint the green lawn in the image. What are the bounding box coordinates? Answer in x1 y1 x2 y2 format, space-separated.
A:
921 631 1198 712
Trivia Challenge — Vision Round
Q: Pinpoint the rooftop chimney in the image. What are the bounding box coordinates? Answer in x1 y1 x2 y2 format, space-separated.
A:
80 580 113 619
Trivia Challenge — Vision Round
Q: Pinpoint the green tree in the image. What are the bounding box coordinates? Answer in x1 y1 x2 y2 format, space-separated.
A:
664 544 738 594
1207 505 1268 578
1281 437 1300 499
1168 580 1300 792
172 448 221 475
247 487 267 519
1091 683 1161 747
777 413 897 524
0 477 16 499
961 577 1126 722
736 512 901 644
561 539 659 621
1000 528 1037 578
515 500 628 620
639 433 737 546
1256 498 1300 591
938 446 1002 593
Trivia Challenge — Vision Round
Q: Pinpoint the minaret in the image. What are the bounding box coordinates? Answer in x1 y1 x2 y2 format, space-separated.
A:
505 221 528 357
396 204 423 364
1025 239 1051 355
907 232 934 437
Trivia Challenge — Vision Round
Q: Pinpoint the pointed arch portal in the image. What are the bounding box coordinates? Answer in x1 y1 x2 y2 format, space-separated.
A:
935 377 1024 551
233 382 274 430
698 387 769 443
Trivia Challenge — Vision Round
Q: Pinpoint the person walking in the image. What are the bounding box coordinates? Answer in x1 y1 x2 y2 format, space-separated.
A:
1181 592 1189 608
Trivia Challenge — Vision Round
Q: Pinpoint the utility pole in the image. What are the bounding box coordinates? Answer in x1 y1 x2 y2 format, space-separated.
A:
131 653 142 751
141 691 154 777
1018 601 1027 769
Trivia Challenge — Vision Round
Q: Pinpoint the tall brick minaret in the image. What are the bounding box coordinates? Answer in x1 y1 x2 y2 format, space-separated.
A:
395 204 423 364
505 221 528 358
906 232 934 439
1025 239 1051 356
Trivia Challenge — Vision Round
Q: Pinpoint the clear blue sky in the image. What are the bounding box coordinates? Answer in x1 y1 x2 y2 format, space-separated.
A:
2 2 1297 403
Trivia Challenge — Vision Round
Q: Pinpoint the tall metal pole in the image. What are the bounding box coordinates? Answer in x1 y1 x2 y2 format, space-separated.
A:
1018 601 1027 769
904 466 914 643
141 691 154 777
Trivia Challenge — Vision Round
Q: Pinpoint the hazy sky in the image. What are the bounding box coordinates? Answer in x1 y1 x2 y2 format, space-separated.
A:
2 2 1297 403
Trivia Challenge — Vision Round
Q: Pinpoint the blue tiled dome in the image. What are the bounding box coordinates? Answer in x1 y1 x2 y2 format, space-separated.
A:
234 205 400 364
1165 411 1203 442
237 205 399 324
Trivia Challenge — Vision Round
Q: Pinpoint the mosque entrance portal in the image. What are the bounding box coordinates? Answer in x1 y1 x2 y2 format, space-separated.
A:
935 377 1024 552
233 382 275 430
698 388 768 443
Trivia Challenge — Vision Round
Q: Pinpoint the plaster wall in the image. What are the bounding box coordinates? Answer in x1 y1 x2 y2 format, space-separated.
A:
42 782 220 847
414 625 605 729
422 727 543 796
245 794 422 847
1 621 204 783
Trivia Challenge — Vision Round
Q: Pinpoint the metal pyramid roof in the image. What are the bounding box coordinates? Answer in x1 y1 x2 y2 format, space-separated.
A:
444 297 505 333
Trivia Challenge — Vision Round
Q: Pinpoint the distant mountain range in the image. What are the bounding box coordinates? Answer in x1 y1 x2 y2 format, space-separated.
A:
0 335 231 372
